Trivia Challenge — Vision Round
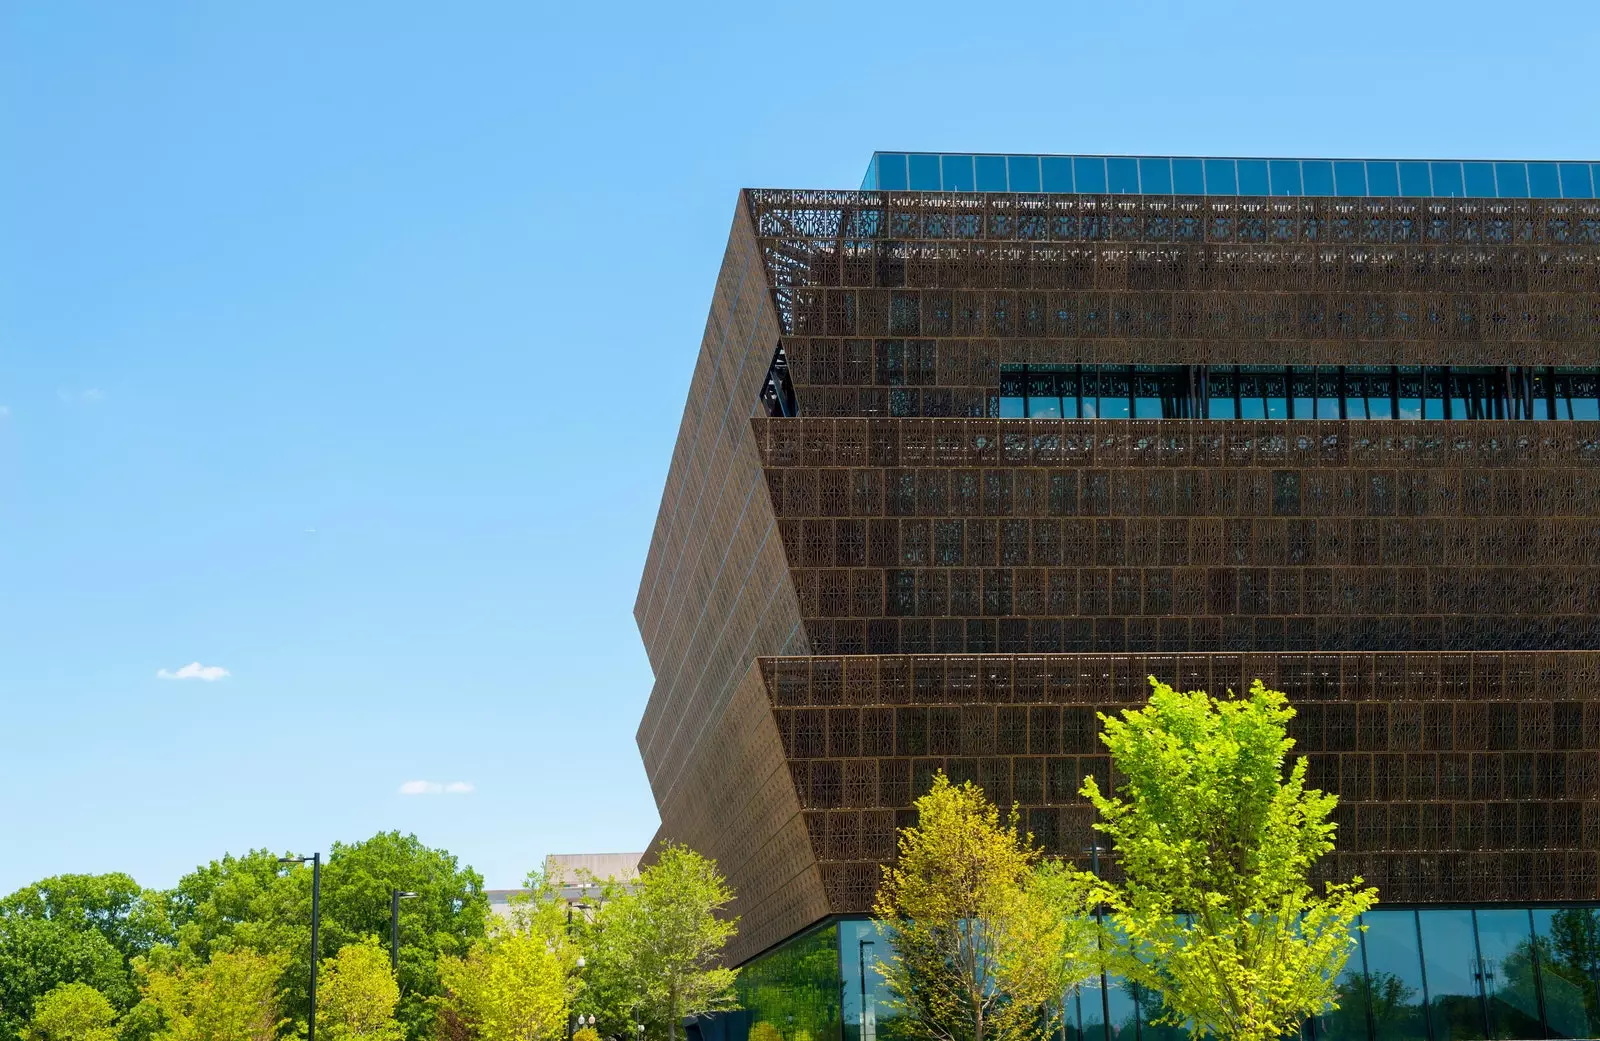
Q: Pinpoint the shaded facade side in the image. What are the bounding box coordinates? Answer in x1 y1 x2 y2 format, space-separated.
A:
634 197 811 818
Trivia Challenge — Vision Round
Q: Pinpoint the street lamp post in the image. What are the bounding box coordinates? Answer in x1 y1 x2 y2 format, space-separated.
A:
858 938 876 1041
390 890 419 973
280 854 322 1041
1083 842 1110 1041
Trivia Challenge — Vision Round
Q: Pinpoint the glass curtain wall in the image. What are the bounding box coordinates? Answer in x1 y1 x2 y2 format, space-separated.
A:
751 908 1600 1041
996 365 1600 422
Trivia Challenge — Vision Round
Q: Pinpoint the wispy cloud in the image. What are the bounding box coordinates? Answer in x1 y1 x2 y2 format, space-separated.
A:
399 780 475 796
156 662 231 681
0 406 10 418
58 388 105 404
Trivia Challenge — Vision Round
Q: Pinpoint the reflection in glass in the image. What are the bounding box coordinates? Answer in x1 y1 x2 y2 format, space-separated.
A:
1399 161 1432 196
1319 934 1371 1041
1533 908 1600 1039
839 920 892 1041
738 923 844 1041
1419 909 1487 1041
1474 910 1542 1040
1105 977 1138 1041
1362 911 1429 1041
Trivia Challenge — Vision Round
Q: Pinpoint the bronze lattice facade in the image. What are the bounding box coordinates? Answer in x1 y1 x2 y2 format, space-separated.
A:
635 168 1600 980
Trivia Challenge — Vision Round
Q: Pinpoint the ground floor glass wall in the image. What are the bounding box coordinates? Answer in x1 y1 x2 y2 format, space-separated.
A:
738 908 1600 1041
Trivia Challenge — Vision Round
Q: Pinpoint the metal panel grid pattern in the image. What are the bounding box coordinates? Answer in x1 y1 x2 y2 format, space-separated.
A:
762 652 1600 913
755 417 1600 656
750 190 1600 416
637 188 1600 964
634 204 812 812
654 662 831 967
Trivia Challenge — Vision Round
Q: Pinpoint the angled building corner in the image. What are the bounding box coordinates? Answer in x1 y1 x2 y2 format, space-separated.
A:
637 153 1600 1041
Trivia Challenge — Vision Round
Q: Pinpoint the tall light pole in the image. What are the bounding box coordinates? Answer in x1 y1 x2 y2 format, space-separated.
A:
858 938 876 1041
1083 842 1110 1041
390 890 418 973
280 854 322 1041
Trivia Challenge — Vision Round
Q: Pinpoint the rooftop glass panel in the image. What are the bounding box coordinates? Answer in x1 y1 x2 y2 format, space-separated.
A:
862 152 1600 198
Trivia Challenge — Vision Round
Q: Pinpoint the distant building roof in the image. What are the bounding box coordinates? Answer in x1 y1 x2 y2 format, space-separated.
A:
545 852 643 885
485 852 645 917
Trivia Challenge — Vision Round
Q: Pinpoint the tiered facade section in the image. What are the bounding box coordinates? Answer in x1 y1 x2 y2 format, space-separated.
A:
637 185 1600 969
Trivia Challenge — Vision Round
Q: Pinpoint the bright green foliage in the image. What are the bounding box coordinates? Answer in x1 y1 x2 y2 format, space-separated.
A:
0 873 170 1040
873 774 1099 1041
134 948 286 1041
1081 678 1379 1041
747 1023 783 1041
165 832 486 1040
0 915 132 1041
2 874 172 963
581 845 738 1041
572 1027 601 1041
436 868 576 1041
319 938 405 1041
437 931 569 1041
24 982 118 1041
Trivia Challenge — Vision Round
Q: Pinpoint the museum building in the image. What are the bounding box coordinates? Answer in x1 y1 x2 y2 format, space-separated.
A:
636 152 1600 1041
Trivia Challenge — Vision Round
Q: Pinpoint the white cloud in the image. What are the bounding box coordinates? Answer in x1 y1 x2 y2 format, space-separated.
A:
58 388 105 404
0 406 10 418
399 780 474 796
156 662 231 681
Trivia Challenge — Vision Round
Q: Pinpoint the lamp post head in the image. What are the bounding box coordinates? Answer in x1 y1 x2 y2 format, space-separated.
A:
279 856 309 865
396 891 419 899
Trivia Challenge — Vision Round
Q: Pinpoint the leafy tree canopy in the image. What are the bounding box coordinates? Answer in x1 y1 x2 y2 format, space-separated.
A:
1 873 171 963
874 773 1098 1041
0 916 133 1041
581 845 738 1041
24 981 119 1041
1082 677 1378 1041
319 938 404 1041
133 948 287 1041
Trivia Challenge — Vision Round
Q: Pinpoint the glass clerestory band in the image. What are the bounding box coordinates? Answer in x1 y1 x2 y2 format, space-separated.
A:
996 365 1600 422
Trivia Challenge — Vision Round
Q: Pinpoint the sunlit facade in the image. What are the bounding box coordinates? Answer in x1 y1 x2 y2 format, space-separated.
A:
639 151 1600 1041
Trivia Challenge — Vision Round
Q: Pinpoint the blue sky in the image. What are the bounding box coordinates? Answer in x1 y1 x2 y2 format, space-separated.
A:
2 1 1597 895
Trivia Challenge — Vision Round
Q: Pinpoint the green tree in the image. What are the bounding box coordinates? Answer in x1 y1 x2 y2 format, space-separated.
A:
581 845 738 1041
437 868 577 1041
873 774 1099 1041
134 948 286 1041
1081 678 1378 1041
320 938 405 1041
165 833 486 1040
437 931 569 1041
0 916 132 1041
24 982 118 1041
2 874 171 963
